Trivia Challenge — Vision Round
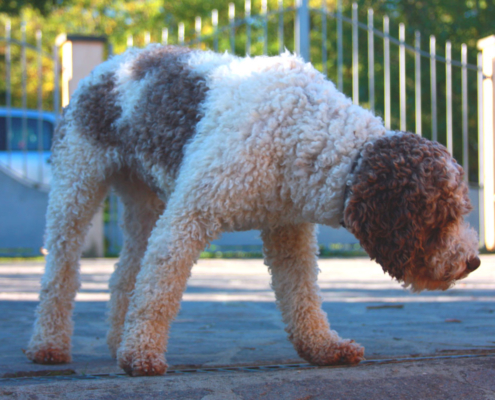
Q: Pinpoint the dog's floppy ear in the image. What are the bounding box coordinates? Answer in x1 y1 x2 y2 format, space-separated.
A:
343 132 470 283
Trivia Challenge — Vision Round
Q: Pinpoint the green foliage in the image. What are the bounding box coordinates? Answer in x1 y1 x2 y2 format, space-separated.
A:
0 0 69 16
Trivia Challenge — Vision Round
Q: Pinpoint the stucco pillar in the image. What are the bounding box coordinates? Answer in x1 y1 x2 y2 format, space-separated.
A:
477 36 495 250
56 34 107 257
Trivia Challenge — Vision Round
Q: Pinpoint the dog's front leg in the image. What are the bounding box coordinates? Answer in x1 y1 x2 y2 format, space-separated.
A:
262 223 364 365
117 209 219 376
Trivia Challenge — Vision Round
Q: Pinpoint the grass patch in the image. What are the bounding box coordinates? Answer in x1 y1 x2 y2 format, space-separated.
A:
0 256 45 263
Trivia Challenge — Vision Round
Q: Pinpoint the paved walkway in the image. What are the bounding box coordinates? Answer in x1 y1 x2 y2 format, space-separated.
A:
0 256 494 399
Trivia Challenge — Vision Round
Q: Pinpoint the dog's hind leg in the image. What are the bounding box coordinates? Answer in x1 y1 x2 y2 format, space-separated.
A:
26 131 111 365
106 175 164 358
262 223 365 365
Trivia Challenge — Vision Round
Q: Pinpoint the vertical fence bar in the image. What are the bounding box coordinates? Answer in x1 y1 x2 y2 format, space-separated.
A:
53 44 60 117
212 10 219 52
368 9 374 113
278 0 284 54
430 35 437 142
446 41 453 154
384 16 391 129
337 0 343 91
477 51 484 246
245 0 251 55
461 44 468 181
321 2 327 75
6 19 12 168
262 0 268 55
399 23 406 131
195 17 202 48
127 34 133 48
415 31 422 135
229 3 235 54
21 22 28 178
162 28 168 45
37 30 44 184
179 22 185 45
295 0 309 61
352 3 359 105
144 31 150 46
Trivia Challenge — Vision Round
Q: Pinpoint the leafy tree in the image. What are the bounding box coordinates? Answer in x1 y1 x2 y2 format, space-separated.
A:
0 0 69 16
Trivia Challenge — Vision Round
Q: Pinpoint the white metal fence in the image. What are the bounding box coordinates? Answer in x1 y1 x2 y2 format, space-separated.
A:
0 21 59 188
0 0 488 254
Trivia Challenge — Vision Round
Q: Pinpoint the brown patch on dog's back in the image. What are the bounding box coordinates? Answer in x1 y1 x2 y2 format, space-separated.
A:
131 46 192 80
123 46 208 175
71 45 209 180
73 72 121 146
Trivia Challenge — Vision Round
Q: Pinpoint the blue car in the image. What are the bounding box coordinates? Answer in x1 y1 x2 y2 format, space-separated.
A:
0 108 57 186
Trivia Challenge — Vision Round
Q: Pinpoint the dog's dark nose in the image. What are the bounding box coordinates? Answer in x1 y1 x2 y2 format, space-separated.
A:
466 257 481 272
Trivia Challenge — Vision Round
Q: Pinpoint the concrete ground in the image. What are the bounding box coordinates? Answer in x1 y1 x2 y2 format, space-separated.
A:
0 256 494 399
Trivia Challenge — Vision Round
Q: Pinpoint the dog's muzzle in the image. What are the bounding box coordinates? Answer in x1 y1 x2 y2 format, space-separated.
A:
466 256 481 272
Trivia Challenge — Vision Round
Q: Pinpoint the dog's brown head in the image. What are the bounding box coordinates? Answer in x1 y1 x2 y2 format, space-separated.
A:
343 132 480 292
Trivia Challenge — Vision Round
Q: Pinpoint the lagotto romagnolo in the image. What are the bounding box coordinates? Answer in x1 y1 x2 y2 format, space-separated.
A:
27 45 480 376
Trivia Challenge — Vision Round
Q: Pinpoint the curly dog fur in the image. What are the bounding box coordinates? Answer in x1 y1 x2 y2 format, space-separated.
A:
26 45 480 376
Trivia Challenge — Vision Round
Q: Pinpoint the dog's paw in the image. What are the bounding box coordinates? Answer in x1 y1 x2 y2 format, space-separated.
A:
296 339 365 366
25 347 71 365
118 349 167 376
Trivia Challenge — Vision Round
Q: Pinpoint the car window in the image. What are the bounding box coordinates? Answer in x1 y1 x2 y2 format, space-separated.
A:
0 116 54 151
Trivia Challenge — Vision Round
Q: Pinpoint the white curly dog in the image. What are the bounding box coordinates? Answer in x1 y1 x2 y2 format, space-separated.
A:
27 46 480 376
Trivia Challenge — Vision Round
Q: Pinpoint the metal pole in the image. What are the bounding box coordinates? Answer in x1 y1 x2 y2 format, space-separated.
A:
179 22 185 45
384 16 391 130
229 3 235 54
6 19 12 168
352 3 358 105
477 51 484 246
295 0 310 62
53 44 60 118
37 30 44 184
262 0 268 55
461 44 468 181
415 31 422 136
278 0 284 54
337 0 343 91
399 23 406 131
430 35 437 142
322 2 327 75
245 0 251 56
195 17 202 48
446 41 453 154
368 9 374 113
212 10 219 52
21 21 28 178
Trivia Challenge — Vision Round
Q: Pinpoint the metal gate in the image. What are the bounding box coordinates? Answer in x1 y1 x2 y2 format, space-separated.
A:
0 21 60 188
107 0 485 255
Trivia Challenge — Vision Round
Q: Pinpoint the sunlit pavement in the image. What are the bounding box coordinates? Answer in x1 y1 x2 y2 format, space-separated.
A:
1 256 494 399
